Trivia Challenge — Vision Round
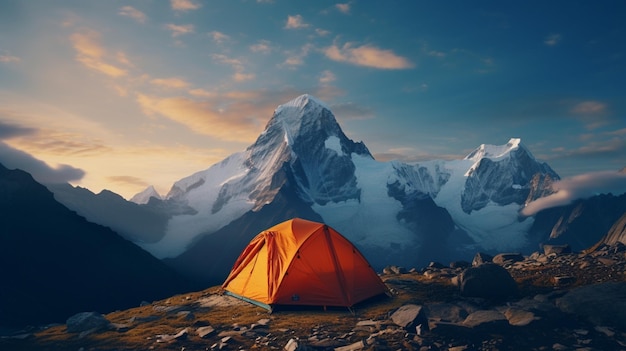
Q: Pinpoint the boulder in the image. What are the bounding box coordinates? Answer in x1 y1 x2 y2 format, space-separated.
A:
390 304 429 333
458 263 518 300
556 282 626 330
66 312 110 333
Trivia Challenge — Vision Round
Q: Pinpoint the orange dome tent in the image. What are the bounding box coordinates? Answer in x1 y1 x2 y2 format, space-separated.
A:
222 218 388 311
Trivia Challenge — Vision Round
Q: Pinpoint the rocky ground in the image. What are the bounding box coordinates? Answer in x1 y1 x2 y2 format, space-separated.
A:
2 243 626 351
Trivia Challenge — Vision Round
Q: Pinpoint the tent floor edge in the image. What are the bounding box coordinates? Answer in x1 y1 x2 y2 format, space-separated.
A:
223 290 272 312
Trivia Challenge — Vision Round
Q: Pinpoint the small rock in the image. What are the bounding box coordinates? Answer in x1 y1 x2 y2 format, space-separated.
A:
492 253 524 266
462 310 507 329
197 326 215 338
543 244 572 255
157 328 188 342
503 308 536 326
472 252 493 266
553 275 576 286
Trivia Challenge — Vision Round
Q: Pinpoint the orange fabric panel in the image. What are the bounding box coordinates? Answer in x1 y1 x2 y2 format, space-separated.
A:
271 226 347 306
222 234 271 303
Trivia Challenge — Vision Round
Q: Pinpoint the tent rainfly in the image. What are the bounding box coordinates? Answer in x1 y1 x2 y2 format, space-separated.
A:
221 218 388 311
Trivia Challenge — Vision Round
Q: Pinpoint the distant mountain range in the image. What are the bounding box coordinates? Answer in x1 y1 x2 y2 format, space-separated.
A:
41 94 626 285
0 164 195 328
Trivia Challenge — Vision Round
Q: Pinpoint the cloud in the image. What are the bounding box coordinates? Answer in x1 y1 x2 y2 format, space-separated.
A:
116 52 133 66
315 28 331 37
285 15 310 29
233 71 256 82
10 132 111 157
571 101 607 115
570 100 609 129
150 77 190 89
106 175 149 187
70 30 128 77
210 54 255 82
324 42 414 69
544 33 562 46
136 94 265 142
0 141 85 184
188 88 217 98
521 170 626 216
329 101 374 121
282 44 314 68
374 148 460 163
335 3 351 14
208 31 230 44
165 23 195 37
250 40 272 54
171 0 201 11
319 70 336 84
118 6 147 23
0 121 36 139
0 54 20 63
555 137 626 159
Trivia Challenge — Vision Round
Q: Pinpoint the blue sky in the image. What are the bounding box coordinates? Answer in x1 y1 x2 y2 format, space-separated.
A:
0 0 625 199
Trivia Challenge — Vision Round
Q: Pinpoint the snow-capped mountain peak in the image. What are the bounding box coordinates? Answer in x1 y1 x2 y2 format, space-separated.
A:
266 94 341 148
464 137 526 162
130 185 162 204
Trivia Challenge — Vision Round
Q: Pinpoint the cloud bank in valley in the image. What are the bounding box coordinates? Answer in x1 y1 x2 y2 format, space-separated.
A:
521 170 626 216
0 122 85 184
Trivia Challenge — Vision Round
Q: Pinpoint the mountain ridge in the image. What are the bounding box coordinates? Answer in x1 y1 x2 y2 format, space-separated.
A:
0 163 195 328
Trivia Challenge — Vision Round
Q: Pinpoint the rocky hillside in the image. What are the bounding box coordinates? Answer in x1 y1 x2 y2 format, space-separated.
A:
2 243 625 351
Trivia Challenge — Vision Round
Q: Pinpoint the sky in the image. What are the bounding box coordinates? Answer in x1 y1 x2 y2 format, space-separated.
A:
0 0 625 200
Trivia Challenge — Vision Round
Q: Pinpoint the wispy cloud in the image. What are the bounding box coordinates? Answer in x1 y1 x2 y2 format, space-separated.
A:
136 94 265 142
282 44 314 68
250 40 272 54
315 28 331 37
324 42 414 69
521 170 626 216
7 126 111 157
544 33 562 46
118 6 147 24
329 101 374 121
335 3 351 14
0 54 20 63
170 0 201 11
319 70 336 84
150 77 190 89
208 31 230 44
285 14 310 29
570 100 609 129
210 54 256 82
70 30 128 77
165 23 195 37
571 101 607 115
106 175 149 188
553 137 626 159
